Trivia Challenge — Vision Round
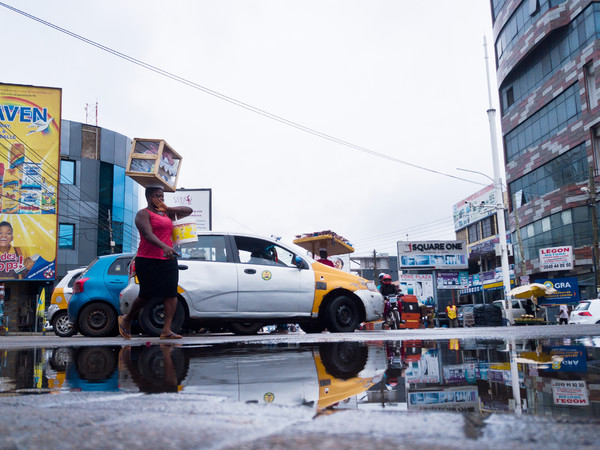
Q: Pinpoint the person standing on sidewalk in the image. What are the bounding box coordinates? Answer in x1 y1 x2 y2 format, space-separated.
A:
558 304 569 325
118 186 192 340
446 302 458 328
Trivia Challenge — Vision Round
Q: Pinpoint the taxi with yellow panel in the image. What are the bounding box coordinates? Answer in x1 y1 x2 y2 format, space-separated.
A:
120 232 383 336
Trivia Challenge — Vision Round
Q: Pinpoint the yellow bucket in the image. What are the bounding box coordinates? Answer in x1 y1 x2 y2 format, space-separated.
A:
172 218 197 245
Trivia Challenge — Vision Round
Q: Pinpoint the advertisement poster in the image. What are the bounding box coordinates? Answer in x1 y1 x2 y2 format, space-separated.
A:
453 184 496 231
0 83 61 281
536 278 580 305
539 246 573 272
405 349 440 384
399 273 434 306
164 188 212 231
436 271 469 289
551 379 589 406
398 240 468 269
541 346 587 372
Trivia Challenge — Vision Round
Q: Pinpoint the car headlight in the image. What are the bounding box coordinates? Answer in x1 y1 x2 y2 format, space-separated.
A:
366 282 378 292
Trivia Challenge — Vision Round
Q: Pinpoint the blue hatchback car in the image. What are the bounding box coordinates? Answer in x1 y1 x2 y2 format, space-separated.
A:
68 253 134 337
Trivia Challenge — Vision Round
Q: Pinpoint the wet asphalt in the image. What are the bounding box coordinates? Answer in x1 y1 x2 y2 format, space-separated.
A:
1 324 599 449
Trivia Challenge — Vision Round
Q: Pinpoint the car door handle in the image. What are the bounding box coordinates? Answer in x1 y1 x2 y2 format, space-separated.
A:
244 269 256 274
178 265 189 270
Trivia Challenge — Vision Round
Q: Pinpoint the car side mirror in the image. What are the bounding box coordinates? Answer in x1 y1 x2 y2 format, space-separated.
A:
293 256 305 269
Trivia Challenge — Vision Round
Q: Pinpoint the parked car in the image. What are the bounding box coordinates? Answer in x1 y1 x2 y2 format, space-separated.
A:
569 299 600 324
493 299 533 325
457 304 475 327
45 267 86 337
68 253 134 337
120 232 383 336
472 304 503 327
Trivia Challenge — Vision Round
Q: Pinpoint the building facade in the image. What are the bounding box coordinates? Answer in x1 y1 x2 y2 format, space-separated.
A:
492 0 600 299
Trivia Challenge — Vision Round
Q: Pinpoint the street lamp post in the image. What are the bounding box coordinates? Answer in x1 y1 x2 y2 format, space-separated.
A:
484 36 513 323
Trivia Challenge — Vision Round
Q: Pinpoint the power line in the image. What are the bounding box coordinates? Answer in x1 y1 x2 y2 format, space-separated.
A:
0 2 486 186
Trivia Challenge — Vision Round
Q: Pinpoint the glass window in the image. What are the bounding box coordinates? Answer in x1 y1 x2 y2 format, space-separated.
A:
235 236 297 268
60 160 75 185
561 210 572 225
541 217 551 232
58 223 75 249
107 256 133 275
178 235 229 262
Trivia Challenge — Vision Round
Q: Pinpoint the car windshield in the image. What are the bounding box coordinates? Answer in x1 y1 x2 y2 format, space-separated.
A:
575 301 591 311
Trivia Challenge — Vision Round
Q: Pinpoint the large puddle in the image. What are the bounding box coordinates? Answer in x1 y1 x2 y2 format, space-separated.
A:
1 337 598 417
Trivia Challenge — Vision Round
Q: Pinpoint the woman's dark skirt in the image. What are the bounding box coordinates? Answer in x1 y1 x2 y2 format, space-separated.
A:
135 256 179 298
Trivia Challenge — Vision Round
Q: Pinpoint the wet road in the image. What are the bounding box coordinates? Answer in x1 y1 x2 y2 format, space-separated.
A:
1 325 600 449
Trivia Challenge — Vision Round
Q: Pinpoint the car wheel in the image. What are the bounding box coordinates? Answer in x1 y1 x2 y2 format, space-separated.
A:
52 310 77 337
78 302 117 337
300 322 325 334
50 347 73 372
229 322 263 335
319 342 368 379
326 295 360 332
75 347 118 381
139 297 185 337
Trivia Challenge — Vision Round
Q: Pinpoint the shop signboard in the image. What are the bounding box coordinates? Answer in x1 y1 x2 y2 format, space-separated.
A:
542 346 587 372
408 388 478 412
551 379 589 406
536 277 580 305
436 271 469 289
0 83 61 281
399 273 434 306
398 240 468 269
164 188 212 231
539 246 573 272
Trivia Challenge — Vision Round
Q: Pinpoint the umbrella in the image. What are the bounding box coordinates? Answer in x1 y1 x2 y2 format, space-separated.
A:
508 283 557 300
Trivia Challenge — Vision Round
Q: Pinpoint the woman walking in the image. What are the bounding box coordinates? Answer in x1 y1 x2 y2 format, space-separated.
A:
119 186 192 339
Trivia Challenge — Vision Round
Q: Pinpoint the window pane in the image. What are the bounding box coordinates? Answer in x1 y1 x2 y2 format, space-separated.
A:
58 223 74 249
60 160 75 185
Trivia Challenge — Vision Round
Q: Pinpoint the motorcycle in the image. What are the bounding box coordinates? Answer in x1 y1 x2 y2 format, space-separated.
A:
383 295 403 330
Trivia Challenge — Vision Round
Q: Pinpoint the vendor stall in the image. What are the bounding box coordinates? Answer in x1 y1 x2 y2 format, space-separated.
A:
293 231 354 257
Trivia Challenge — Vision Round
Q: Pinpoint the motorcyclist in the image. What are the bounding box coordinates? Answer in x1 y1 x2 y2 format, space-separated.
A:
379 274 399 297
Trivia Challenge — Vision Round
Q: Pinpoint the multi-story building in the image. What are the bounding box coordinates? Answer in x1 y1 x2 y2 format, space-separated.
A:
492 0 600 299
57 120 139 274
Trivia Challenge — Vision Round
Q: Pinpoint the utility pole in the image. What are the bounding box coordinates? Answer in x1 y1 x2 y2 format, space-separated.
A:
373 249 378 283
484 36 513 323
108 209 115 254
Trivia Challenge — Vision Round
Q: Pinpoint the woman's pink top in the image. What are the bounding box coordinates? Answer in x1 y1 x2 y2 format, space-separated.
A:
137 209 173 260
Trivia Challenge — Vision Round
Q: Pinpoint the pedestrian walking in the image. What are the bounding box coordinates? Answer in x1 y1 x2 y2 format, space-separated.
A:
558 304 569 325
118 186 192 340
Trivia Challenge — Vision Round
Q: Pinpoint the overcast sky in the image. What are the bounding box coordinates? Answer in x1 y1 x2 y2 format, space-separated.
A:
2 1 501 256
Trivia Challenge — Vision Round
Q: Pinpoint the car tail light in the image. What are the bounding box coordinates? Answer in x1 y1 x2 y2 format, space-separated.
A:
578 311 592 316
128 259 136 278
73 277 89 294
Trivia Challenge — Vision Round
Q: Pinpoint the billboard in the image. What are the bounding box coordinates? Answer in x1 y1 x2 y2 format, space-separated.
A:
399 273 434 306
453 184 496 231
539 246 573 272
0 83 61 281
164 188 212 231
398 240 468 269
536 277 580 305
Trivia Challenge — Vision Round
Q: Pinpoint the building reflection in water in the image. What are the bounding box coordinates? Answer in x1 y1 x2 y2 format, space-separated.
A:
0 337 598 418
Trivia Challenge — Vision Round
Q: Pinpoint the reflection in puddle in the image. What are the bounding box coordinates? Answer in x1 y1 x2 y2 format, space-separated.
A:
1 337 599 418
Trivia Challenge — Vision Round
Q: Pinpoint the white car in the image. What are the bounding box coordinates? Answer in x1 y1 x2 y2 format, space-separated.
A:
492 299 531 325
120 231 383 336
569 299 600 325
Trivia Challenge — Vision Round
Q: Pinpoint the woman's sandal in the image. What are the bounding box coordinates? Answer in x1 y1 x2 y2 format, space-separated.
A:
118 316 131 340
160 332 182 340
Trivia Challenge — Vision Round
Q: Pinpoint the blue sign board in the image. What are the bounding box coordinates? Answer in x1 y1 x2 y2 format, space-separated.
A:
541 346 587 372
534 277 580 305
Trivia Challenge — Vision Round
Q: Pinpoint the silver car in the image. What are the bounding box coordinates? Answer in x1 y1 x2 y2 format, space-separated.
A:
120 232 383 336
